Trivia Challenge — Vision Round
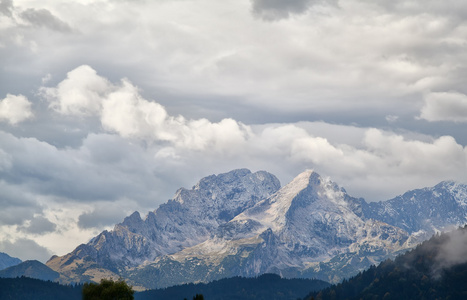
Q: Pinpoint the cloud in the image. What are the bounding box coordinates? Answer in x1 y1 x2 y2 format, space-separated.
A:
2 0 467 129
42 65 252 153
0 94 33 125
20 216 57 235
78 200 137 229
419 92 467 123
19 8 72 32
251 0 337 21
0 0 13 17
0 180 42 226
251 0 313 20
432 228 467 277
385 115 399 123
0 238 53 263
41 65 110 116
40 66 467 203
0 130 170 205
372 0 467 19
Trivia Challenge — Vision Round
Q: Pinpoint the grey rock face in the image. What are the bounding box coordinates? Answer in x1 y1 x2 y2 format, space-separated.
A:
129 170 410 288
363 181 467 234
47 169 281 282
47 169 467 289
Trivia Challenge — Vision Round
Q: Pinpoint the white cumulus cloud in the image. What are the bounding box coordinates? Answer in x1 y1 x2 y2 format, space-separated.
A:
0 94 33 125
42 65 252 153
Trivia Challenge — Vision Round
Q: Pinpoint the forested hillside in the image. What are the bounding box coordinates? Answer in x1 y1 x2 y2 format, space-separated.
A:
305 226 467 300
0 277 82 300
136 273 330 300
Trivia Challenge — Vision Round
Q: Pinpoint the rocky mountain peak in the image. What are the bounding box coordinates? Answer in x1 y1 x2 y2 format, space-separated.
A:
120 211 143 233
45 169 467 289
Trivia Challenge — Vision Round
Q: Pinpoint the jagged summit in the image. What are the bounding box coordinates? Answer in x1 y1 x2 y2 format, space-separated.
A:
129 171 410 288
233 170 316 233
232 169 358 235
47 169 281 285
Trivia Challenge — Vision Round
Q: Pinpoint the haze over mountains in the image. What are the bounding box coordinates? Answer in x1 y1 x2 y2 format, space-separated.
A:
32 169 465 290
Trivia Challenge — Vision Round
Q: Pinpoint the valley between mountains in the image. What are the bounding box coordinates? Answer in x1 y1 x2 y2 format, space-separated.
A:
44 169 467 290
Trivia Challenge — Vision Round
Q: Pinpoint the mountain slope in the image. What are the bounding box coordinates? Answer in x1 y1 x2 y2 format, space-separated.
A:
127 170 410 288
363 181 467 234
47 169 281 284
0 260 59 281
306 225 467 300
0 252 21 271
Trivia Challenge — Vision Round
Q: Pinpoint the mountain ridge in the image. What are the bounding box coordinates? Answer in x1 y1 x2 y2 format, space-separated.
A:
0 252 21 271
47 169 281 286
44 169 467 289
0 260 59 282
126 170 411 288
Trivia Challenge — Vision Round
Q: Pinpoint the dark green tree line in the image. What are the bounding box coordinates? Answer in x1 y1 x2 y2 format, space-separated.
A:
82 278 134 300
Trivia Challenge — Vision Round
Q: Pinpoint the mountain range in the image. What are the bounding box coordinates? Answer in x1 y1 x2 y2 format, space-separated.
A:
40 169 467 289
0 252 21 271
0 260 59 282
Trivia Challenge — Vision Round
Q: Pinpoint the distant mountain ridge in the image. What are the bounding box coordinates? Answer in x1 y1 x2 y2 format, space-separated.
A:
0 260 59 281
47 169 281 285
363 180 467 234
43 169 467 289
0 252 21 270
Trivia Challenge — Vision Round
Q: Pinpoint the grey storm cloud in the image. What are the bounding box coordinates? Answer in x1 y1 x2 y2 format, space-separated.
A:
0 238 52 262
0 131 161 204
20 216 57 235
0 0 13 17
251 0 336 20
0 181 42 226
372 0 467 19
78 204 134 229
19 8 72 32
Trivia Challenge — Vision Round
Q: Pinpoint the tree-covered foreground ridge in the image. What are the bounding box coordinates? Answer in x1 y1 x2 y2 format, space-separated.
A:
305 225 467 300
83 278 134 300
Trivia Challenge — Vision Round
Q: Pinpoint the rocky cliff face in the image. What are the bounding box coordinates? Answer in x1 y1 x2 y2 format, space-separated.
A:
46 169 281 285
127 170 410 288
46 169 467 289
363 181 467 234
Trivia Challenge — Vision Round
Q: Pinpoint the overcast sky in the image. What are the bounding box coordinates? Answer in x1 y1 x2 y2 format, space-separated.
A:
0 0 466 262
